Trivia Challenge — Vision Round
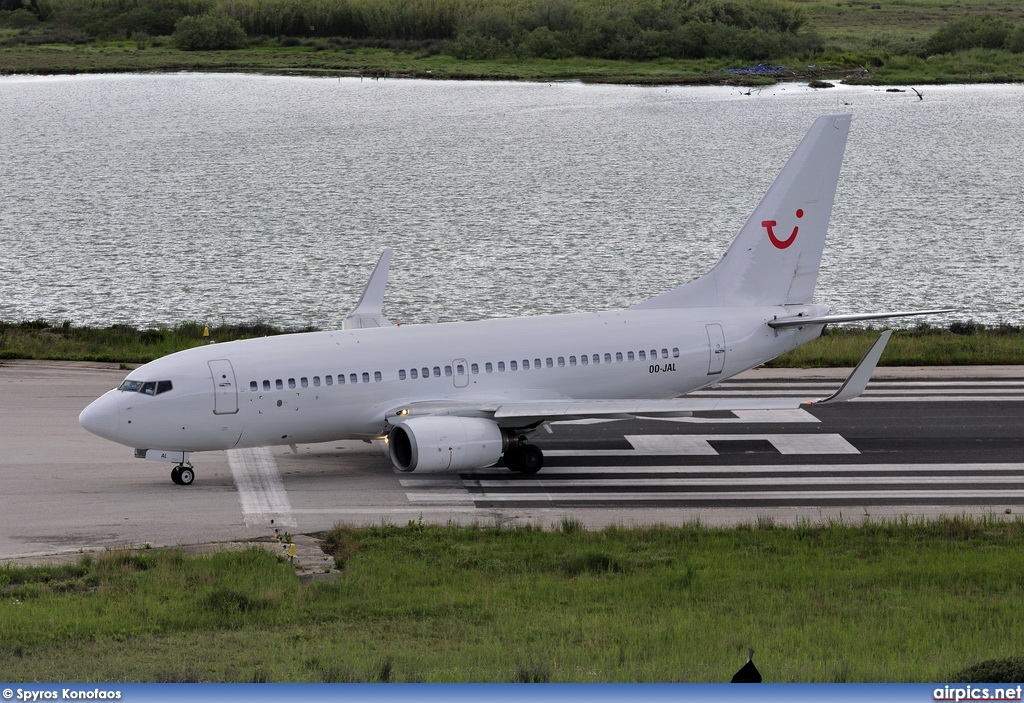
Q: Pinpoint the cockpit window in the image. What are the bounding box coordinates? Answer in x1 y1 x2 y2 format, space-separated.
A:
118 379 173 395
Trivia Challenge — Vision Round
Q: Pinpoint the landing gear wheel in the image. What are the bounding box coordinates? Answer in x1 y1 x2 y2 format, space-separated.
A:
518 444 543 474
504 444 544 474
171 467 182 485
177 466 195 485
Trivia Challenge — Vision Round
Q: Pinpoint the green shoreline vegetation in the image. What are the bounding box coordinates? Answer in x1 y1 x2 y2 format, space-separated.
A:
3 0 1024 84
1 318 1022 366
3 517 1024 682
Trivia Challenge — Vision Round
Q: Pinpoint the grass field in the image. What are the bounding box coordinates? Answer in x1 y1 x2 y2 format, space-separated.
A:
2 516 1024 682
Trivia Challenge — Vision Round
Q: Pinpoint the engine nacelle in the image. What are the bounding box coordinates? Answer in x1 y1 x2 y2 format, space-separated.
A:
388 416 507 473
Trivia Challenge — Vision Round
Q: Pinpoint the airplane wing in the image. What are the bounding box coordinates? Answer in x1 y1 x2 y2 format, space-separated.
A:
388 332 892 424
769 309 955 328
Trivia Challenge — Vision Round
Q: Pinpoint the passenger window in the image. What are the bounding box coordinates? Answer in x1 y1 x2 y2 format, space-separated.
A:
558 357 565 367
288 379 296 389
410 368 418 379
510 361 517 371
422 367 429 379
639 351 646 361
325 375 333 386
250 381 258 391
546 358 553 368
433 366 441 377
569 356 576 366
628 351 635 361
661 348 669 359
276 379 284 389
350 373 358 384
581 355 588 366
263 380 271 391
616 352 623 362
338 375 346 385
399 369 407 380
498 362 506 372
604 353 612 363
157 380 173 394
444 365 452 377
456 363 465 374
592 354 600 364
374 371 382 382
650 349 657 359
313 376 321 387
534 358 541 368
485 362 493 373
362 372 370 383
471 363 479 374
300 377 308 388
672 347 680 358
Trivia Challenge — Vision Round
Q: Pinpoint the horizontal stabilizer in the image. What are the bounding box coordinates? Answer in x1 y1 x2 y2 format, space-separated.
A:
769 308 957 328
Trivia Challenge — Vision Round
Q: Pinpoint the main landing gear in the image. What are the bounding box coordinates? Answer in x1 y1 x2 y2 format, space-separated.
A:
504 443 543 474
171 463 195 486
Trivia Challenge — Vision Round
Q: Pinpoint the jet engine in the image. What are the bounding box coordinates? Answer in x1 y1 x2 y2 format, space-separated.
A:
387 416 509 472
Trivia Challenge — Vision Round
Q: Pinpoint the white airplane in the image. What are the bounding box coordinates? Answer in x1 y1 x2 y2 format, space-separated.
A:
79 114 950 485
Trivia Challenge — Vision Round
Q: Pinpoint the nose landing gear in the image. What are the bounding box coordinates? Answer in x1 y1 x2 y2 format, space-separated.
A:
171 463 195 485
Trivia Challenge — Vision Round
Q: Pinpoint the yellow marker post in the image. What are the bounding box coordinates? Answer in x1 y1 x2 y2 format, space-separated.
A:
288 542 297 566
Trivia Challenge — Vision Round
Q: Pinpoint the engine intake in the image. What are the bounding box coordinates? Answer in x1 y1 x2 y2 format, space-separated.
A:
388 416 508 472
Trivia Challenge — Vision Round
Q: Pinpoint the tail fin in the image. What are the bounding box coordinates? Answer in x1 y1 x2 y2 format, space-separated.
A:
633 114 851 310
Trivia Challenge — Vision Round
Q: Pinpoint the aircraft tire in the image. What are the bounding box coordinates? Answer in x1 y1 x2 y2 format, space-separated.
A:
171 467 182 485
503 447 524 472
519 444 543 474
178 467 195 485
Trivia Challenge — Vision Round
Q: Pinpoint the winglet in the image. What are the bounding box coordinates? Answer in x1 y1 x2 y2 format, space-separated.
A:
811 330 892 405
343 249 394 329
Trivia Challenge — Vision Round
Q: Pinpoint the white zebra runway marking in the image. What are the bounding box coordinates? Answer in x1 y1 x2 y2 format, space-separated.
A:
227 446 297 527
402 463 1024 509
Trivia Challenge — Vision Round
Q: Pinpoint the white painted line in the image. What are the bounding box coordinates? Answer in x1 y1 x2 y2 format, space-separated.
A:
462 463 1024 475
227 447 297 528
405 492 477 504
619 434 859 455
469 490 1024 502
472 475 1024 488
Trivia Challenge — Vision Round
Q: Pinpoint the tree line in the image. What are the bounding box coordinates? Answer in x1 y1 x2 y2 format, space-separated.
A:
2 0 1023 61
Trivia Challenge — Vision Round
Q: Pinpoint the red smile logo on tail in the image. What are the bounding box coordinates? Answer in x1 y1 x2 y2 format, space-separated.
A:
762 208 803 249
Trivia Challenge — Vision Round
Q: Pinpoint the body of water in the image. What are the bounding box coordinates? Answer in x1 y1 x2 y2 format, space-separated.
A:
1 74 1021 328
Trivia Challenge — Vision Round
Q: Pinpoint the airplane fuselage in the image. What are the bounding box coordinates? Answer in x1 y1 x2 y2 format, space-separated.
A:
80 304 828 454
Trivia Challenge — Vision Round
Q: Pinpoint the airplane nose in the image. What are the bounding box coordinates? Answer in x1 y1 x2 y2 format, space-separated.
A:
79 392 121 442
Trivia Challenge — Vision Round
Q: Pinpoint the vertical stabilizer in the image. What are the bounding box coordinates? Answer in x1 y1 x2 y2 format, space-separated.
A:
633 114 851 309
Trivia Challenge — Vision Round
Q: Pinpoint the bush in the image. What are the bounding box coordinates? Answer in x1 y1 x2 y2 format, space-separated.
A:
173 12 248 50
951 656 1024 683
924 14 1013 55
0 8 38 28
1006 26 1024 54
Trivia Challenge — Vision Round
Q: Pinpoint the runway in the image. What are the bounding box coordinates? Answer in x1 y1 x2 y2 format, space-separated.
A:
2 360 1023 561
